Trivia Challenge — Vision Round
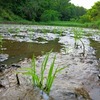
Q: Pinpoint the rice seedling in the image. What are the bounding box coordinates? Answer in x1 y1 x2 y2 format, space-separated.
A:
36 29 50 34
72 28 85 56
18 51 66 95
51 29 63 36
8 28 20 34
27 28 34 32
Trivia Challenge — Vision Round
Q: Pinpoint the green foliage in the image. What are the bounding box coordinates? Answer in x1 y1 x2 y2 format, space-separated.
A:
88 20 100 29
0 8 12 21
89 1 100 21
79 1 100 29
0 0 86 22
80 1 100 24
18 52 66 94
39 21 86 27
79 14 91 23
40 10 60 22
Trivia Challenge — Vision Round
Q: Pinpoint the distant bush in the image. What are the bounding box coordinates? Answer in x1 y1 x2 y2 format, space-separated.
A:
40 10 60 22
79 15 91 23
90 20 100 29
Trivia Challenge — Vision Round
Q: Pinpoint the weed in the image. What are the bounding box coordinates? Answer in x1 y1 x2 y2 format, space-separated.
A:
18 52 66 95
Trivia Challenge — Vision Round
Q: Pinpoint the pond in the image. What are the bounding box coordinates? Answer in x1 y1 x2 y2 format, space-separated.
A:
0 24 100 100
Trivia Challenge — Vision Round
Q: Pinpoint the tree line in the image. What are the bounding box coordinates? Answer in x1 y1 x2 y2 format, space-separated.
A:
0 0 86 22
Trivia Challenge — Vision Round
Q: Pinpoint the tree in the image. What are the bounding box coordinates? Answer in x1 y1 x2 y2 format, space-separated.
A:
80 1 100 22
0 0 86 21
89 1 100 21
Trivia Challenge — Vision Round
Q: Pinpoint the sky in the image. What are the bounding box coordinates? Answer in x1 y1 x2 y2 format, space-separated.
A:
70 0 99 9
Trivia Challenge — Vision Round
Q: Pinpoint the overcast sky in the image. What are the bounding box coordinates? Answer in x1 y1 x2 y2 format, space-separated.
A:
70 0 99 9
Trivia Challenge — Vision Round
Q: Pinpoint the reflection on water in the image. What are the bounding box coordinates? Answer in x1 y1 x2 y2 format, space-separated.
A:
89 38 100 59
0 39 63 65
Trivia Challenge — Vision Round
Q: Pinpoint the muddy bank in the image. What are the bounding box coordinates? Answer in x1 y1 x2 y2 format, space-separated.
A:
0 67 54 100
0 24 100 100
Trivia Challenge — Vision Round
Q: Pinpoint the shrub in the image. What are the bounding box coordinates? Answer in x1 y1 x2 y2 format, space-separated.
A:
79 14 91 23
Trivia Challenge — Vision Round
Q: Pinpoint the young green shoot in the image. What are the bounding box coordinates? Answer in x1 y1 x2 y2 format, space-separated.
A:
72 28 85 56
18 52 66 95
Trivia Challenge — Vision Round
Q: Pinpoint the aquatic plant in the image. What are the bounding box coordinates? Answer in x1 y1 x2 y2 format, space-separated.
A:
72 28 85 56
19 52 66 95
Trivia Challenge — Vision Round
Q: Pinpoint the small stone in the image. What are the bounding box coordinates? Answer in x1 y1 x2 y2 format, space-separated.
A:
11 64 21 68
87 61 93 64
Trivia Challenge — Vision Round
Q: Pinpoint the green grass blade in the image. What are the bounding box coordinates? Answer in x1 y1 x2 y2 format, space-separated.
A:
45 55 56 93
31 55 36 74
40 52 50 87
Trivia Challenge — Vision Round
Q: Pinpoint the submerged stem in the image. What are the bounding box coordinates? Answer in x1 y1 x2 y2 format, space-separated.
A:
80 39 85 56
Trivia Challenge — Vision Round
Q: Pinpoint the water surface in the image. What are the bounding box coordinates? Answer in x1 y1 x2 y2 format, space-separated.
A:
0 39 63 65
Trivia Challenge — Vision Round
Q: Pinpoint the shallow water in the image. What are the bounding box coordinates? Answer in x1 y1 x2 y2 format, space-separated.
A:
0 26 100 66
0 25 100 100
89 38 100 59
0 38 63 65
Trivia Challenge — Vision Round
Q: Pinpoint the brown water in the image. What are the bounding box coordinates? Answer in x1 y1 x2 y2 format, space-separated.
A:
0 38 63 65
89 38 100 59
